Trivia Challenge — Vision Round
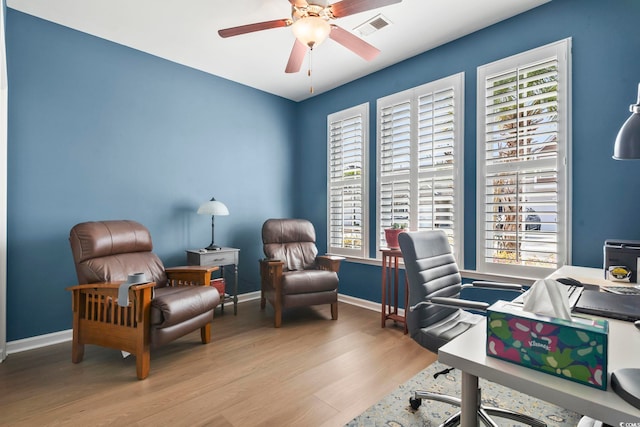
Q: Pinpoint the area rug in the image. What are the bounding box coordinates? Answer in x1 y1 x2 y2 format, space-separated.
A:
346 361 582 426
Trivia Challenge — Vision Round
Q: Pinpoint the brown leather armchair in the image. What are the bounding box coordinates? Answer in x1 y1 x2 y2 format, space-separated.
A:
259 218 344 327
67 220 221 379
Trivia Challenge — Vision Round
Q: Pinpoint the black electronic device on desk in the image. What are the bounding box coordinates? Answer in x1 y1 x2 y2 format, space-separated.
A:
573 290 640 322
604 239 640 282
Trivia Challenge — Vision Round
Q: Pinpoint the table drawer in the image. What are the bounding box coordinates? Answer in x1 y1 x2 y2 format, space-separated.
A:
188 250 237 267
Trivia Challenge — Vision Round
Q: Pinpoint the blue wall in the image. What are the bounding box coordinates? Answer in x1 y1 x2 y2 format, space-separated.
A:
5 0 640 341
295 0 640 303
6 10 297 340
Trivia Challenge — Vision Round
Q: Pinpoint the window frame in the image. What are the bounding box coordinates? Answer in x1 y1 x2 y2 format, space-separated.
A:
376 73 465 262
326 102 370 258
476 38 572 278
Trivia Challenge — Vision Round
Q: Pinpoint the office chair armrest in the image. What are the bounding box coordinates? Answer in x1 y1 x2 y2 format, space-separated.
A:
463 281 525 292
411 297 490 312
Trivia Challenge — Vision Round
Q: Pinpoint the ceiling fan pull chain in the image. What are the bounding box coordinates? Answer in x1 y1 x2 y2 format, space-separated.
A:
308 47 314 94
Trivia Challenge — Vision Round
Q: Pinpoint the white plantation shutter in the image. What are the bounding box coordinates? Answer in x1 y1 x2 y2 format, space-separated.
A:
417 87 458 250
327 103 369 257
377 73 464 260
477 39 571 278
379 100 411 234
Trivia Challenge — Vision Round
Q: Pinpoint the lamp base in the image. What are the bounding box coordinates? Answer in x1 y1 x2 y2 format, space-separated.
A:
205 244 222 251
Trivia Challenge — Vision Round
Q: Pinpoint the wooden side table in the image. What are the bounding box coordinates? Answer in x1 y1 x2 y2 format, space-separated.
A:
187 247 239 315
381 248 408 334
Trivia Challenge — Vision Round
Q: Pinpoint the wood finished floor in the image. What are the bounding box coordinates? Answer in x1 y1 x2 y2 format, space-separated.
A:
0 300 437 427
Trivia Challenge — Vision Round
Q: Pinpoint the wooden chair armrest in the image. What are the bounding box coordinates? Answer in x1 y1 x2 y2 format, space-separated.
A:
259 258 284 265
165 265 219 274
66 282 156 292
259 258 284 274
316 255 345 272
165 265 219 286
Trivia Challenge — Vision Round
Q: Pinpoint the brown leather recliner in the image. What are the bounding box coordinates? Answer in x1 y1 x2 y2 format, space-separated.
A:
67 220 221 379
259 218 344 327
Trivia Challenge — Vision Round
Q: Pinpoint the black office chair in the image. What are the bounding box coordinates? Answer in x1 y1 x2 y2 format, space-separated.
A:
398 230 546 427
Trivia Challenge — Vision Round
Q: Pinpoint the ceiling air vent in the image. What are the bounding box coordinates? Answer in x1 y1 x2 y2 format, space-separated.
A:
354 14 392 37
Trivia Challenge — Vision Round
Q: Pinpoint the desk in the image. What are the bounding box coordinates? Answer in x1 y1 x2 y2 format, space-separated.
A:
380 249 408 333
187 248 239 315
438 266 640 426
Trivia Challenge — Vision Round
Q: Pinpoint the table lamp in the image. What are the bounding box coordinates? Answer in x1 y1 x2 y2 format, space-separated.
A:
613 82 640 159
197 197 229 251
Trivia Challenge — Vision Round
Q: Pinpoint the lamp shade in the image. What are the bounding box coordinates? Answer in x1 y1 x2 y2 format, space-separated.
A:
197 198 229 216
613 83 640 160
291 16 331 48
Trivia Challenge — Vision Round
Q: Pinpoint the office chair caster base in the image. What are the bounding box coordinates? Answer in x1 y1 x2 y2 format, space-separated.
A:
409 389 546 427
409 397 422 410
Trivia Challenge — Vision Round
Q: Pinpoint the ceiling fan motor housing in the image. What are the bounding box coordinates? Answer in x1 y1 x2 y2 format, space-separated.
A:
292 3 334 23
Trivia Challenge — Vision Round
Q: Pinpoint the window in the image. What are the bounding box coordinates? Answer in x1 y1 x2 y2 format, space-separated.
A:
477 38 571 278
327 103 369 258
377 73 464 261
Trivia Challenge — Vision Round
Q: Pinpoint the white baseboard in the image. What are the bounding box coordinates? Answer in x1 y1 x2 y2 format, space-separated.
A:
7 329 72 355
235 291 260 303
5 292 391 355
338 293 378 312
338 293 405 317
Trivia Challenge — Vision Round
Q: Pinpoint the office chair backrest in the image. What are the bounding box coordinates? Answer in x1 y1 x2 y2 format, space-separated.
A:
262 218 318 271
398 230 463 349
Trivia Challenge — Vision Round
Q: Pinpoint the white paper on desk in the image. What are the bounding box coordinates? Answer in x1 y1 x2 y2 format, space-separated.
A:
522 278 572 320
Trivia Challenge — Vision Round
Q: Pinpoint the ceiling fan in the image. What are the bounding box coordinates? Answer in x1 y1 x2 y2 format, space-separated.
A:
218 0 402 74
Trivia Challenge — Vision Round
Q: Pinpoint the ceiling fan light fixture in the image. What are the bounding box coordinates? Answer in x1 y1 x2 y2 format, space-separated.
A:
292 16 331 48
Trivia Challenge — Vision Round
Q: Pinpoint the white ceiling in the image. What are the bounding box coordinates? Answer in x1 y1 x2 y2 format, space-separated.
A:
7 0 550 102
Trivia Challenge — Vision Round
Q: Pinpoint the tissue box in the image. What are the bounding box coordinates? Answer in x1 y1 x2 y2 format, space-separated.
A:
486 300 608 390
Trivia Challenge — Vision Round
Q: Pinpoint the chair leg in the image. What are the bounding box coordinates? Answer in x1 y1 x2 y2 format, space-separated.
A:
71 300 84 363
136 311 151 380
331 302 338 320
441 412 461 427
413 390 461 407
482 406 547 427
71 339 84 363
136 349 150 380
274 307 282 328
200 323 211 344
477 408 500 427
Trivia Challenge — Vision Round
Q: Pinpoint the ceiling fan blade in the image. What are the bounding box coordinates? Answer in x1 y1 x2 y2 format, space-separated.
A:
330 0 402 18
218 19 291 38
289 0 309 7
329 25 380 61
285 39 308 73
